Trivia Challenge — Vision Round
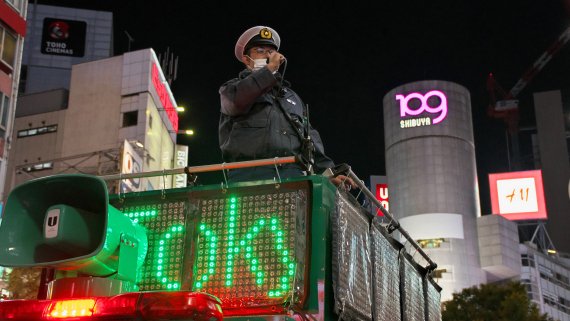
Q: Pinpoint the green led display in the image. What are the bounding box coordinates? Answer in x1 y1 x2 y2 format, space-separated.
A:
112 183 309 310
121 201 186 291
193 192 299 304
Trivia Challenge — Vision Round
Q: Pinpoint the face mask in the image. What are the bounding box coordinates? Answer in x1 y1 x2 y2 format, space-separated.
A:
246 56 268 71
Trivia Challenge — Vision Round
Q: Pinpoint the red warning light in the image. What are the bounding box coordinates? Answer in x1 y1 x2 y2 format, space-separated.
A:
0 291 222 321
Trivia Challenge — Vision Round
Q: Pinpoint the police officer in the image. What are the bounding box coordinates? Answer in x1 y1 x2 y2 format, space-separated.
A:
219 25 355 188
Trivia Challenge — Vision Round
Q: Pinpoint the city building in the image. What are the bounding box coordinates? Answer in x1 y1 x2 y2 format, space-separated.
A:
381 80 570 321
5 48 187 197
531 90 570 254
0 0 28 298
20 3 113 95
477 213 570 321
383 80 486 301
520 243 570 321
4 3 188 198
0 3 112 204
0 4 188 299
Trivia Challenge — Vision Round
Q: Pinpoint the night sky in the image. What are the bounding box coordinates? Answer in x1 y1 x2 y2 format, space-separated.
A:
35 0 570 213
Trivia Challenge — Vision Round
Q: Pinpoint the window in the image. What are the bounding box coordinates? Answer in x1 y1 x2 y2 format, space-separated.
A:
538 264 553 278
432 266 453 281
555 272 570 286
122 111 138 127
17 124 57 138
417 238 445 249
432 268 447 279
520 279 533 294
0 95 10 138
535 264 570 291
558 297 570 313
22 162 53 173
18 65 27 93
543 291 558 308
521 254 535 267
5 0 24 13
0 25 17 69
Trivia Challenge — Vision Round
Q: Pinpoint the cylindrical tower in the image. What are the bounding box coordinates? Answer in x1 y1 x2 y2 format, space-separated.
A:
383 80 485 301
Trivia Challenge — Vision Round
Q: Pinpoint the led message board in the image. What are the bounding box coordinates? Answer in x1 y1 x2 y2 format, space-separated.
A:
488 170 547 221
121 200 186 291
188 187 308 311
111 180 310 315
109 176 442 320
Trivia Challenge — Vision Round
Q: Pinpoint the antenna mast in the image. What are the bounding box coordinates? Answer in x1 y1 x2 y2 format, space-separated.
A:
158 47 179 85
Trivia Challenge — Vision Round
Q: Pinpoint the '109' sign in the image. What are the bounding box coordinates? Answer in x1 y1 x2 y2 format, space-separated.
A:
396 90 448 128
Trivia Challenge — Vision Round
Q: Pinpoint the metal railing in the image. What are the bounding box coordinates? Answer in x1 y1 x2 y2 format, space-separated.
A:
99 156 437 271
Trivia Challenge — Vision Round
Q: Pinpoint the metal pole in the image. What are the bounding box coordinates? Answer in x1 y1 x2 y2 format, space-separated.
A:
99 156 297 181
505 129 511 171
347 169 437 270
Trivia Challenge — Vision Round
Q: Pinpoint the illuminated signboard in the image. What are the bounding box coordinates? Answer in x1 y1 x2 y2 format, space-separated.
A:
41 18 86 57
173 145 188 188
192 194 299 306
112 181 310 315
121 200 185 291
396 90 448 128
488 170 547 221
121 140 142 193
151 63 179 131
370 175 389 215
375 183 389 214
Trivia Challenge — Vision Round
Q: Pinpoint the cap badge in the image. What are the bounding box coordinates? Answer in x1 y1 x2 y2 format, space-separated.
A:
260 28 272 39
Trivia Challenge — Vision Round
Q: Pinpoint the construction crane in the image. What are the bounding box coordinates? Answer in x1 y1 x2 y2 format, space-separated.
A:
486 25 570 169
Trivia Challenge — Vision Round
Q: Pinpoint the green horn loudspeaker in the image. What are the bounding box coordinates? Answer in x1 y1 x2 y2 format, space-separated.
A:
0 174 147 283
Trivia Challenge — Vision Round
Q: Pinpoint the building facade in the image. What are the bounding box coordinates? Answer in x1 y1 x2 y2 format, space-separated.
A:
382 80 570 321
521 244 570 321
532 90 570 254
5 48 184 196
0 3 113 204
20 3 113 95
383 80 486 301
0 0 27 298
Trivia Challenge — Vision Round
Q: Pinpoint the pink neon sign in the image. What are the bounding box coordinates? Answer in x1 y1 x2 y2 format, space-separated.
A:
396 90 448 124
151 63 179 131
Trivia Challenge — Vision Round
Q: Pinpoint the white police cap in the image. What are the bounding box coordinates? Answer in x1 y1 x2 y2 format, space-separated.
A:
234 26 281 62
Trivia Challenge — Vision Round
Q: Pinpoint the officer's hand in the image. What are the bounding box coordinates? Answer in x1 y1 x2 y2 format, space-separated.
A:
267 51 285 72
330 175 358 192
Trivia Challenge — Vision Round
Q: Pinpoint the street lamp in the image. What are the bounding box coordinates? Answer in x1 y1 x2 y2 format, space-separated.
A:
126 139 145 149
126 140 155 161
178 129 194 136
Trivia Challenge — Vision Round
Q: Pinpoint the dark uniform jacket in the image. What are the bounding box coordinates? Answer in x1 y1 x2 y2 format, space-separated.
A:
219 67 334 174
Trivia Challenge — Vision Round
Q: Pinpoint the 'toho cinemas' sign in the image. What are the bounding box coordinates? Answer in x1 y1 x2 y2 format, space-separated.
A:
41 18 86 57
